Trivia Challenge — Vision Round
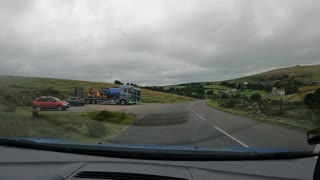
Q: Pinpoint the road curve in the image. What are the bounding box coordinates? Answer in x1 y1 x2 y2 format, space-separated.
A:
109 100 314 151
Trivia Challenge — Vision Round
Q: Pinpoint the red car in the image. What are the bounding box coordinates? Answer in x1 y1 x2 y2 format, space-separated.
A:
33 96 70 111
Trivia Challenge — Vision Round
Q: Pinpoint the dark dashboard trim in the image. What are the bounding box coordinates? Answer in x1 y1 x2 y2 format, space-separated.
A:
0 138 316 161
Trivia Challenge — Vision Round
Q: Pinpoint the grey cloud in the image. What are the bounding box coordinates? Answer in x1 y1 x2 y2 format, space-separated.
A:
0 0 319 86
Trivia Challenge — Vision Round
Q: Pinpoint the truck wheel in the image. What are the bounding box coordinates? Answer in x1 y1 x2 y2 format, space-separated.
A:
120 99 126 105
57 105 62 111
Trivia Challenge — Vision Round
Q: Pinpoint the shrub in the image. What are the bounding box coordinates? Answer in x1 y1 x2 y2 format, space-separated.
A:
207 90 214 95
219 99 236 108
221 94 229 99
88 110 130 124
250 93 261 102
305 88 320 116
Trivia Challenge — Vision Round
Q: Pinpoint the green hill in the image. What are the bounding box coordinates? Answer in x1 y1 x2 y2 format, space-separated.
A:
233 64 320 82
152 64 320 101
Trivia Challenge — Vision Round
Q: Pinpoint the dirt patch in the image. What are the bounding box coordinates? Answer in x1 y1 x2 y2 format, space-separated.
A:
132 112 189 126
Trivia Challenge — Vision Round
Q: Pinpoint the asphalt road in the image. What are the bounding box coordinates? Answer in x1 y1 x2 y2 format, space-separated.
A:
109 100 315 151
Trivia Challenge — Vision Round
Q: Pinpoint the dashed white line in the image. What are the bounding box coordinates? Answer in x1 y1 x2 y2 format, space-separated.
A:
214 126 249 147
189 107 249 148
190 108 206 121
194 113 207 121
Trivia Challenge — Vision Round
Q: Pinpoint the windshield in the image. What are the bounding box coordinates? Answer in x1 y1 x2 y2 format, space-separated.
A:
0 0 319 157
52 97 61 102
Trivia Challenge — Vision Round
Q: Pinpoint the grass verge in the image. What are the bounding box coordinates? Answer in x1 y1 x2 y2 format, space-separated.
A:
207 100 316 131
0 107 133 144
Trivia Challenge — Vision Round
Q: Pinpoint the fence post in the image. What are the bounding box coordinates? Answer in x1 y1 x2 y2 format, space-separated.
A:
280 98 283 115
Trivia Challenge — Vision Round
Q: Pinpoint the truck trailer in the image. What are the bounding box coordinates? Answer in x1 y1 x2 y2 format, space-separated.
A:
85 85 141 105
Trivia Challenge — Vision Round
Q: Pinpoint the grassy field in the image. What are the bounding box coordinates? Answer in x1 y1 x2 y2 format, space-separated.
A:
0 75 195 104
270 85 320 102
0 107 133 144
141 89 195 103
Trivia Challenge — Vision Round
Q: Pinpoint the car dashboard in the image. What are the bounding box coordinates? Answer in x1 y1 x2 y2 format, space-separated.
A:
0 145 317 180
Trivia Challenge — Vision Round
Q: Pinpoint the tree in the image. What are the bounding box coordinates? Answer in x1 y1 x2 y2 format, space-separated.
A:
167 87 176 93
285 85 298 95
195 88 205 95
250 93 261 102
305 88 320 113
207 90 214 95
264 84 273 93
114 80 122 85
158 87 164 92
221 94 229 99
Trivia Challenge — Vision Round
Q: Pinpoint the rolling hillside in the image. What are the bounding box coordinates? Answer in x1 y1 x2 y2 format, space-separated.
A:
233 64 320 82
149 64 320 102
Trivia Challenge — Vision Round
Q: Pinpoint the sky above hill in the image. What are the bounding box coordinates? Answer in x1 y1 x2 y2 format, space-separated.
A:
0 0 319 85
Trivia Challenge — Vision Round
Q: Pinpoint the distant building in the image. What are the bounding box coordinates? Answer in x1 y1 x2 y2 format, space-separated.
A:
224 89 239 94
272 88 285 96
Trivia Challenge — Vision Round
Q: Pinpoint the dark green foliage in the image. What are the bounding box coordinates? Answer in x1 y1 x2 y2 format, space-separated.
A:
305 88 320 115
207 90 214 95
90 110 116 121
250 93 262 102
220 81 236 88
221 94 229 99
220 99 236 108
265 84 273 92
285 85 298 95
246 83 265 90
88 110 131 124
114 80 122 85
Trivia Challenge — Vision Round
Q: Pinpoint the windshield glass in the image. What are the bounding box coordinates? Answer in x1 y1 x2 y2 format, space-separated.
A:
52 97 61 102
0 0 319 157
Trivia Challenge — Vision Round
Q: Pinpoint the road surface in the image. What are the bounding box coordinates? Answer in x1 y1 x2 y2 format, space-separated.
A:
109 100 314 151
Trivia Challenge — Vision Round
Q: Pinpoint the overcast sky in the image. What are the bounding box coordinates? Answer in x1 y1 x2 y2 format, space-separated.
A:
0 0 319 86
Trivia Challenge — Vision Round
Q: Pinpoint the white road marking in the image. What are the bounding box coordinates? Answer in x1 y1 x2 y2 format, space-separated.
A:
189 107 249 148
190 108 206 121
214 126 249 147
137 113 148 120
194 113 207 121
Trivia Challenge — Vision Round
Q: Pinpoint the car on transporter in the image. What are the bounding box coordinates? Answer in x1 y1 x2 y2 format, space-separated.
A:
66 97 86 106
32 96 70 111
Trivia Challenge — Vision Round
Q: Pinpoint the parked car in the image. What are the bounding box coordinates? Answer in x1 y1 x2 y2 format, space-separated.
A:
66 97 85 106
33 96 70 111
